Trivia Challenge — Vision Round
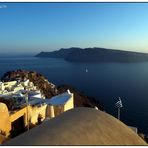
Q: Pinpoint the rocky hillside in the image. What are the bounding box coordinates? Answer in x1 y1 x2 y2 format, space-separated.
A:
36 47 148 63
36 48 76 58
0 70 103 111
66 48 148 63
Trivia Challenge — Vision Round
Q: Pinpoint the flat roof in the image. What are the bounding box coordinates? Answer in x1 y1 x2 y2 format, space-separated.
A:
45 92 72 105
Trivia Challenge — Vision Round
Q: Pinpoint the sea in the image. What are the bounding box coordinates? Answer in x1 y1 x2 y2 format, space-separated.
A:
0 57 148 134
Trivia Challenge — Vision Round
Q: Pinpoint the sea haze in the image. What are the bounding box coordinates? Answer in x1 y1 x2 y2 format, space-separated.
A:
0 57 148 134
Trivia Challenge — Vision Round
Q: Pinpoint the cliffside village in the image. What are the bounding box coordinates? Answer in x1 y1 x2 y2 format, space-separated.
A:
0 79 74 143
0 75 146 145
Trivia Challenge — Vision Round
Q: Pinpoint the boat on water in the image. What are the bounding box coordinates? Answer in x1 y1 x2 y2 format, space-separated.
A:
85 68 88 73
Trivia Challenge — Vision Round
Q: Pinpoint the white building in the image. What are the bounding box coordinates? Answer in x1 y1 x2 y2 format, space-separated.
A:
0 79 43 100
27 90 74 125
45 90 74 117
3 81 17 90
0 90 74 142
0 82 4 91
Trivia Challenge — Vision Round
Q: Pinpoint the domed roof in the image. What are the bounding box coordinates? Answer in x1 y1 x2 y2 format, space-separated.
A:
0 103 11 137
5 107 146 145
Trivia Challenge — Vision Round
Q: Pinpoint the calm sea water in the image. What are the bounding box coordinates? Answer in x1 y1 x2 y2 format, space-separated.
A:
0 57 148 134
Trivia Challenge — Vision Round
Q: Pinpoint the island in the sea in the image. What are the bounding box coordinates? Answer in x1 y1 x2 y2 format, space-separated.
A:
36 47 148 63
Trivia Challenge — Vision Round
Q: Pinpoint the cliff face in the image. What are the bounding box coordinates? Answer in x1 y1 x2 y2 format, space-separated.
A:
36 47 148 63
36 48 78 58
1 70 103 111
66 48 148 63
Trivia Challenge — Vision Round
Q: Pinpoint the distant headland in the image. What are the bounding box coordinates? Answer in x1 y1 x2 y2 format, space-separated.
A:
36 47 148 63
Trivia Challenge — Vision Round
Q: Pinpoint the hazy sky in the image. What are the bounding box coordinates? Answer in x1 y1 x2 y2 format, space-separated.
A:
0 2 148 55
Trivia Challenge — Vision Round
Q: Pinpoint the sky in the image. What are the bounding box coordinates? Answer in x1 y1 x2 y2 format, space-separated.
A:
0 2 148 55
